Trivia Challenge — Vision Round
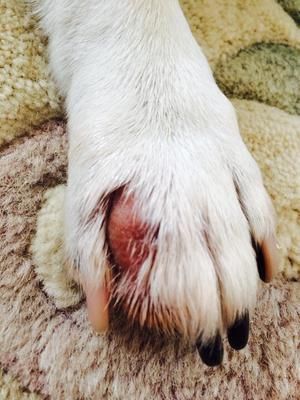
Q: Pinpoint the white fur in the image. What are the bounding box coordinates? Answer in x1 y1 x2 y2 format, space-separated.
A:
32 0 275 341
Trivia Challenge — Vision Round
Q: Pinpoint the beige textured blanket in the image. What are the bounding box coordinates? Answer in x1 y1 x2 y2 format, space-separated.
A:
0 1 299 399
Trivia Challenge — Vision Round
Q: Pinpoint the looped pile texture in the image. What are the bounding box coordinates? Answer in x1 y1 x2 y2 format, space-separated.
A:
0 0 299 399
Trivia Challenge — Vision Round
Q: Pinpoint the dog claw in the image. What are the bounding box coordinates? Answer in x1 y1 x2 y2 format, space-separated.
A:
252 236 278 283
196 333 224 367
84 277 110 333
227 311 250 350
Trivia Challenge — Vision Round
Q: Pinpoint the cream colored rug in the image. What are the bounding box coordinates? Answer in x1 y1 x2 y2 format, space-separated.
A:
0 0 299 399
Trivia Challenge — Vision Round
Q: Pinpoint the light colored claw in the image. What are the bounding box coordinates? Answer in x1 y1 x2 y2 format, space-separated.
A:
83 271 111 333
261 235 279 283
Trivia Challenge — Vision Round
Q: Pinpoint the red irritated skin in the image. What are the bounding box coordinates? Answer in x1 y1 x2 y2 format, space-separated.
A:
85 188 157 336
107 189 156 279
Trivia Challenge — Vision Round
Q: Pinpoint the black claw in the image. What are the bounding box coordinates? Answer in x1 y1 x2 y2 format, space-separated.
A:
252 237 266 282
196 333 224 367
227 311 250 350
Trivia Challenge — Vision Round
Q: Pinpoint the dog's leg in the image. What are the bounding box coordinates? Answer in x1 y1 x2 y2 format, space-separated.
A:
34 0 278 365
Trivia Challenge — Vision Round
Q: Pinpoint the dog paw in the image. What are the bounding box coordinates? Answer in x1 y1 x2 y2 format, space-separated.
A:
63 79 277 365
54 4 278 364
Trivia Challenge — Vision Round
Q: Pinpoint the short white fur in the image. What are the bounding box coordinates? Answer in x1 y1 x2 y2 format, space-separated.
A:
31 0 275 341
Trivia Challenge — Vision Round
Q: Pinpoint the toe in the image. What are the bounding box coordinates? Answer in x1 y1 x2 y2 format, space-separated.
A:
205 176 258 330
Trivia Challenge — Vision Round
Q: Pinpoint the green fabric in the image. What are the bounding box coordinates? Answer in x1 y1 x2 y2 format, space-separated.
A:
215 43 300 115
277 0 300 23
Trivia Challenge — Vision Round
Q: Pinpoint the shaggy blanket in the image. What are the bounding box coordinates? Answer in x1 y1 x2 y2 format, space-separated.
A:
0 0 299 399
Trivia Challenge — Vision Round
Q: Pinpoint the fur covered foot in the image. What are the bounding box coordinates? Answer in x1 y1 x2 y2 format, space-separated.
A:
35 0 278 365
